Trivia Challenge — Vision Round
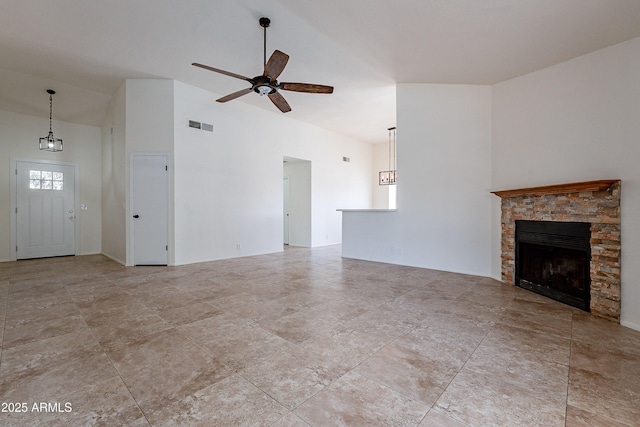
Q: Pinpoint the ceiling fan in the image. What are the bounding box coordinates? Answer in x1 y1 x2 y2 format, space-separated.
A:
192 17 333 113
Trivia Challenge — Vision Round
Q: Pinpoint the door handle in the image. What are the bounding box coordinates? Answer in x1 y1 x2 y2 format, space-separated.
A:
133 214 140 218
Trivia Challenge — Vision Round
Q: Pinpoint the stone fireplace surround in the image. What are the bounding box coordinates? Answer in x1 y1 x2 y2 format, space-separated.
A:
492 180 621 322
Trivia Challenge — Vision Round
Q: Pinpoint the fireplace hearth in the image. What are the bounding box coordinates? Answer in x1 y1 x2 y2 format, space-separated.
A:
515 220 590 310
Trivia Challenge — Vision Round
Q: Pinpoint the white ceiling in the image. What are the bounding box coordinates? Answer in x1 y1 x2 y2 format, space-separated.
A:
1 0 639 144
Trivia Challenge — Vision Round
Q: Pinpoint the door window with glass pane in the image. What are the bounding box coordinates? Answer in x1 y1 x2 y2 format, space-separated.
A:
29 170 64 190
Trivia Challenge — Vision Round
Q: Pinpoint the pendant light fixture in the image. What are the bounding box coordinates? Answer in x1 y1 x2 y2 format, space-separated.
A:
39 89 63 152
378 126 397 185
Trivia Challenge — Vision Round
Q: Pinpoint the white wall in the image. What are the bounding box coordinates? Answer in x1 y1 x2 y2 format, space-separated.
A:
0 109 102 261
124 79 174 265
101 84 126 264
342 84 493 276
101 79 175 265
284 161 312 246
173 81 372 265
372 141 392 209
492 36 640 330
125 80 174 153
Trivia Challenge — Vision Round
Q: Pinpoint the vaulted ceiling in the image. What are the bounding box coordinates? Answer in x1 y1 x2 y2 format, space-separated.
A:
1 0 640 143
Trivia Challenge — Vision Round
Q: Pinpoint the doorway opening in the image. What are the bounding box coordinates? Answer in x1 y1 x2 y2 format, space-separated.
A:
283 156 311 247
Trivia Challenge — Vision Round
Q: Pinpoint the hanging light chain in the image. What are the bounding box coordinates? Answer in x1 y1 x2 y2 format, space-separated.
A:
49 92 53 133
388 127 396 183
388 128 392 175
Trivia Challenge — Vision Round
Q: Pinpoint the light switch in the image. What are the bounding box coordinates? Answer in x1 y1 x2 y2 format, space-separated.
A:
80 204 88 210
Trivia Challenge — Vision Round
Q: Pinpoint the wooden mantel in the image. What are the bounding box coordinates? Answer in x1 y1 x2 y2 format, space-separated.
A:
491 180 619 198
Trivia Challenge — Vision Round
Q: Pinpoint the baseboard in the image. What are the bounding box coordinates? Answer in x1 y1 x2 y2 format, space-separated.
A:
620 319 640 332
309 242 341 248
101 252 126 266
173 248 284 266
340 254 495 279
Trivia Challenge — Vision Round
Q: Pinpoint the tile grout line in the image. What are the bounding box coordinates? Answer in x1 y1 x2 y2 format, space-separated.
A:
237 310 417 423
300 303 422 406
425 305 505 423
564 309 575 427
98 347 154 426
63 277 154 427
262 279 483 425
2 263 146 423
338 327 435 427
0 267 12 370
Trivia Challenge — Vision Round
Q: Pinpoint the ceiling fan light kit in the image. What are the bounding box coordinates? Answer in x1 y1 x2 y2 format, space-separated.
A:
192 17 333 113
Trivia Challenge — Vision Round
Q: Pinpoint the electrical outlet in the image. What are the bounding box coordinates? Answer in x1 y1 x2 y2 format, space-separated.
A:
236 244 241 250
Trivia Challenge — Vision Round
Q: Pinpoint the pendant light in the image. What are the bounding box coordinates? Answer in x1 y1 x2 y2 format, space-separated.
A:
378 126 397 185
39 89 63 152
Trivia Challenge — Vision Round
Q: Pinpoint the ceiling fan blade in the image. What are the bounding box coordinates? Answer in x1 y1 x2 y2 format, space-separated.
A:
268 91 292 113
263 50 289 80
192 63 254 83
216 87 253 103
280 82 334 94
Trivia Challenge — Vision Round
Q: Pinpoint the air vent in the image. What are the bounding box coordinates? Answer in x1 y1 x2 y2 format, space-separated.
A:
188 120 213 132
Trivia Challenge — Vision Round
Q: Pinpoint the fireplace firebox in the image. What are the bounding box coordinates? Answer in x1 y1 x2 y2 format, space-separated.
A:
515 220 591 311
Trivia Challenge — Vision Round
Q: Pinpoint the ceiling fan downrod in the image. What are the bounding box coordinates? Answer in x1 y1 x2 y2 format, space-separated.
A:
259 17 271 67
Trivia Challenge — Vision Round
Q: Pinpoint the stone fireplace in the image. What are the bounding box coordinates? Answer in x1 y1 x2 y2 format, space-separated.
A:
492 180 621 322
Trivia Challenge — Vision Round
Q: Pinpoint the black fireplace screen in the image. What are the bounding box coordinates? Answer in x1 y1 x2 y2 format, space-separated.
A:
515 220 591 311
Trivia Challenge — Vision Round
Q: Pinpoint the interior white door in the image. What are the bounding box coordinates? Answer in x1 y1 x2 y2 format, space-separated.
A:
283 176 290 245
16 161 75 259
132 154 168 265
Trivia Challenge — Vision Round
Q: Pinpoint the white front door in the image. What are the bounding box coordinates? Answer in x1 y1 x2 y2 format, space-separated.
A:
132 154 168 265
16 161 75 259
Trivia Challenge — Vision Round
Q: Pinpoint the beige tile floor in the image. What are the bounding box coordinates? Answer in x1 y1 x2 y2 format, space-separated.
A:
0 245 638 426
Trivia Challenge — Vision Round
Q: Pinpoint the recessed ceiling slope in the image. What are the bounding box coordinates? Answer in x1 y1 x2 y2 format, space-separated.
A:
0 0 639 142
276 0 640 84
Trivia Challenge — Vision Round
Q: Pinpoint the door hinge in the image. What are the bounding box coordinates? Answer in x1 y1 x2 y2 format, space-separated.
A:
15 169 18 175
165 165 168 171
166 245 168 251
16 246 18 252
15 207 18 213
